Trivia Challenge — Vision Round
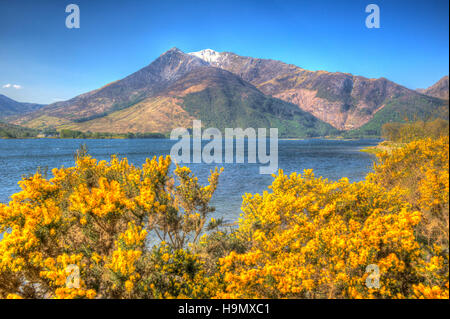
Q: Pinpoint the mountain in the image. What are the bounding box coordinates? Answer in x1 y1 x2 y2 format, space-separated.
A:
10 48 448 137
12 48 337 137
16 48 207 124
0 94 44 119
417 76 449 100
166 66 335 136
189 49 447 133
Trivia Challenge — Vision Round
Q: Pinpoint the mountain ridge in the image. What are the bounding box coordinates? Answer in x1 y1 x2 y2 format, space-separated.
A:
188 49 445 131
59 64 337 137
417 76 449 100
0 94 45 119
8 48 449 137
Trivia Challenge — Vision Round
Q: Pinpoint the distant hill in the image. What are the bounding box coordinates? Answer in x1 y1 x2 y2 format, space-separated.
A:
0 94 44 119
344 95 449 137
417 76 449 100
9 48 449 138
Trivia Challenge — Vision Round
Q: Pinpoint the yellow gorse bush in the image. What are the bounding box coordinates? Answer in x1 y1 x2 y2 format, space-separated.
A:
0 136 448 299
217 171 423 298
368 136 449 250
217 136 449 299
0 150 222 298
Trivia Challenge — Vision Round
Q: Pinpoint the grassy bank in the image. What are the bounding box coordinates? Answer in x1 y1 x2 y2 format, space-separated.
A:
0 125 167 139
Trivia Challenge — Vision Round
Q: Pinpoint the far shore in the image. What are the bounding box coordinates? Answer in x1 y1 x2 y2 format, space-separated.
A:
1 135 383 141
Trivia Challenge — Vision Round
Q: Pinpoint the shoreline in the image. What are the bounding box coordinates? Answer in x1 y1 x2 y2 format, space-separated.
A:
359 141 404 154
2 136 383 141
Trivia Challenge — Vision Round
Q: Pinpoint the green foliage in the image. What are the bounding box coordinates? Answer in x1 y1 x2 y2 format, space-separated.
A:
381 119 449 142
59 129 166 139
0 122 40 138
126 132 167 139
344 96 448 138
73 94 147 123
0 124 166 140
182 86 338 138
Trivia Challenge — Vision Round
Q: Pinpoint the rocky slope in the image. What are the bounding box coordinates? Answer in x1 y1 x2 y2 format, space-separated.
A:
17 48 207 123
190 49 446 131
417 76 449 100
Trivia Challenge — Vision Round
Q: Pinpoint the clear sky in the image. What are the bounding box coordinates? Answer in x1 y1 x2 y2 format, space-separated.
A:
0 0 448 104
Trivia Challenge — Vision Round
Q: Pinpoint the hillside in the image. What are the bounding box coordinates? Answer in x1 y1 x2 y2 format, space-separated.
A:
62 67 336 137
344 96 449 137
190 49 447 131
14 48 207 125
417 76 449 100
0 122 40 138
172 67 336 137
0 94 44 119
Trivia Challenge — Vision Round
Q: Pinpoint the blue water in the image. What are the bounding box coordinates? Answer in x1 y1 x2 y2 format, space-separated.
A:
0 138 379 223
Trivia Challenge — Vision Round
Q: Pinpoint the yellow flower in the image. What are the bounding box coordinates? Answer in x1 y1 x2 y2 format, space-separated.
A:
125 280 133 293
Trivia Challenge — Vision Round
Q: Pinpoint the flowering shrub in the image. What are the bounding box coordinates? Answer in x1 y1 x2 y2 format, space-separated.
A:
0 136 448 299
0 149 222 298
368 136 449 299
216 137 449 299
381 119 449 143
217 171 424 298
368 136 449 250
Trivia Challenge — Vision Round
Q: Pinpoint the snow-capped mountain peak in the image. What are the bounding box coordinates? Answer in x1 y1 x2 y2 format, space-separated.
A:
188 49 222 64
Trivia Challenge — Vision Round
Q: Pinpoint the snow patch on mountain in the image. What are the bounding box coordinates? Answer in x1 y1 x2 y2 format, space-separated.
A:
188 49 222 64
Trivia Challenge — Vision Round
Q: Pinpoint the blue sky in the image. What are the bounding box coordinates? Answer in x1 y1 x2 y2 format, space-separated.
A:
0 0 448 104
